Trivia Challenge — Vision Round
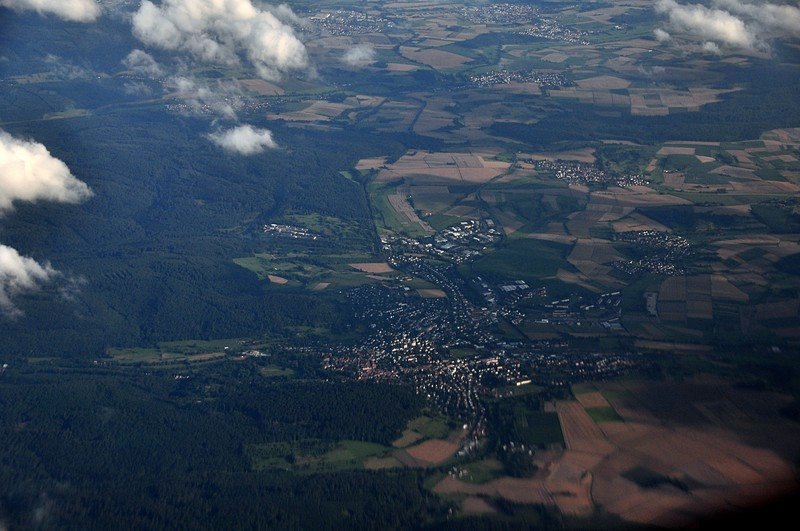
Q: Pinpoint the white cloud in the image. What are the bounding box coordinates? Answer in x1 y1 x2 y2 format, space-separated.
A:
713 0 800 34
702 41 722 54
654 28 672 42
638 65 667 77
123 81 154 96
131 0 309 80
263 2 309 28
0 130 92 316
656 0 757 50
166 75 243 119
0 0 101 22
122 49 164 78
0 244 57 317
655 0 800 52
0 130 93 212
44 54 94 80
342 44 376 67
208 125 277 154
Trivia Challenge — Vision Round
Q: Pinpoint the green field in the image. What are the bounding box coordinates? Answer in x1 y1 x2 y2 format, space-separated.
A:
471 238 572 283
107 338 242 363
280 211 373 247
233 252 379 288
248 439 392 473
427 213 462 231
408 415 452 440
516 409 564 447
368 181 432 238
457 459 505 484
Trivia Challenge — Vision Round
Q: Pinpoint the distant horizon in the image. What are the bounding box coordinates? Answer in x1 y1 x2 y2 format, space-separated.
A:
1 1 799 528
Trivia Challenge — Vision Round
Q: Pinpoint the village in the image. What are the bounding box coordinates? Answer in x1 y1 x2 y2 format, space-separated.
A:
528 159 650 187
612 230 691 276
263 223 318 240
466 69 571 89
310 9 395 36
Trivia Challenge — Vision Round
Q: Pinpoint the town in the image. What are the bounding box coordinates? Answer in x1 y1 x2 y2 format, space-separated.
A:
459 3 589 44
315 245 643 448
310 9 395 36
322 275 642 446
163 93 272 116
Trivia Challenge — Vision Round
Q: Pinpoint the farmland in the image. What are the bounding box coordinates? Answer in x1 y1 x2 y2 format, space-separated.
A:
248 439 393 473
355 124 800 350
436 379 800 526
3 0 800 528
108 338 243 364
233 252 380 288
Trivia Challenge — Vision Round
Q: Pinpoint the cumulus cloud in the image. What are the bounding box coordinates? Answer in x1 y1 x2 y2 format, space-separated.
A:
122 49 164 78
342 44 376 67
0 0 101 22
208 125 277 154
713 0 800 34
166 75 243 119
0 130 92 316
262 2 309 28
0 130 93 212
702 41 722 54
131 0 309 80
656 0 757 49
655 0 800 52
653 28 672 42
0 245 58 317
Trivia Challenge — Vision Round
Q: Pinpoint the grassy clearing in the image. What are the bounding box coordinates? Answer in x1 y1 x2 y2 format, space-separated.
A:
470 238 571 283
403 277 440 290
364 456 403 470
281 212 372 245
427 213 462 231
248 439 392 473
494 383 544 398
108 338 241 363
393 414 454 449
409 415 451 439
324 441 390 466
393 429 424 448
107 347 161 362
369 181 430 238
233 252 379 288
458 459 505 484
412 194 458 216
514 408 564 446
259 365 295 378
